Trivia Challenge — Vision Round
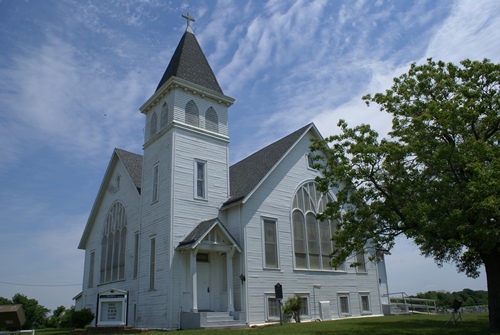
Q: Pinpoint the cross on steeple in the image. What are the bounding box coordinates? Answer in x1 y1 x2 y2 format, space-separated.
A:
182 12 195 30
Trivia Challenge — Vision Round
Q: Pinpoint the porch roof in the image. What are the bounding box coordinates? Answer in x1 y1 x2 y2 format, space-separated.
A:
176 218 242 252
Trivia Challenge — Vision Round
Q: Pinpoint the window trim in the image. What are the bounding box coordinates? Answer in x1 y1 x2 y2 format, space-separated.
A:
205 107 219 133
338 293 351 316
133 232 139 279
185 100 200 127
194 159 207 200
88 250 95 288
356 252 367 273
292 181 343 271
265 294 281 321
149 111 158 139
359 293 372 314
160 102 169 129
100 202 127 284
149 236 156 290
262 217 279 269
152 163 159 203
114 175 121 193
306 153 315 170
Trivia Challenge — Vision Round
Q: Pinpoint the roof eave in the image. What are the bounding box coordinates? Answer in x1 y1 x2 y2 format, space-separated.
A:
140 76 235 115
78 152 119 249
176 219 242 253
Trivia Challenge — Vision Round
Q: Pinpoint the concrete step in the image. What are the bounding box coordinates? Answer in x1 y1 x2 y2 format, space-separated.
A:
207 315 236 322
200 312 246 328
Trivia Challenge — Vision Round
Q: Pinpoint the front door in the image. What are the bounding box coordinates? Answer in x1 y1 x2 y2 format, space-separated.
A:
197 261 210 310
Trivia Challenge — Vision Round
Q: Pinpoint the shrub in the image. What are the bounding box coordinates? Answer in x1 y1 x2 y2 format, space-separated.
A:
282 294 302 323
72 308 94 328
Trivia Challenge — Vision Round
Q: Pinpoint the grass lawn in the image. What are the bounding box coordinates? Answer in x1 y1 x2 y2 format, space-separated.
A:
37 313 499 335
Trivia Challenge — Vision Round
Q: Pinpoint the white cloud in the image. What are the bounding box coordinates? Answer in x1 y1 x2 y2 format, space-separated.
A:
0 34 145 170
425 0 500 62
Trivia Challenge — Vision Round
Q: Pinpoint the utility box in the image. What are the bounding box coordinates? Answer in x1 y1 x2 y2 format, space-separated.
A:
319 301 331 321
0 304 26 329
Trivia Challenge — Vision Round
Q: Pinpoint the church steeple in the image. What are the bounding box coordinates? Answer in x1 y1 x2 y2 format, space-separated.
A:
155 13 223 94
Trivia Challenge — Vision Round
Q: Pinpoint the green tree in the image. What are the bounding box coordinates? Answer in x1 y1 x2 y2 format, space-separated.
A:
12 293 50 329
311 59 500 330
46 306 66 328
412 289 488 309
0 297 12 305
60 306 75 328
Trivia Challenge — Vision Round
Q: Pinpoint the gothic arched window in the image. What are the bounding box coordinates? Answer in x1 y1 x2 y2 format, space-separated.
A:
205 107 218 133
292 182 340 270
150 112 158 139
185 100 199 127
160 102 169 129
100 202 127 283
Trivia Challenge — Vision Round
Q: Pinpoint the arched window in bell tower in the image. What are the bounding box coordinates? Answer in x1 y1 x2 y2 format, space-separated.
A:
205 107 219 133
160 102 169 129
150 112 158 139
185 100 199 127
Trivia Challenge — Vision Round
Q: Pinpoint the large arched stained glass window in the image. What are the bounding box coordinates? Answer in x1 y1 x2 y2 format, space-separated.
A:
292 182 340 270
100 202 127 283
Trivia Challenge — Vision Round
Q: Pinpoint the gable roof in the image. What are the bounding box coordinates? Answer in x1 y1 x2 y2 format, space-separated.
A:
79 124 319 249
176 218 242 252
115 148 143 192
78 148 142 249
222 123 317 208
156 30 223 94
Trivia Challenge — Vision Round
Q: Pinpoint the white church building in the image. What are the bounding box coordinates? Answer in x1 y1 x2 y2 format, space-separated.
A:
77 17 390 329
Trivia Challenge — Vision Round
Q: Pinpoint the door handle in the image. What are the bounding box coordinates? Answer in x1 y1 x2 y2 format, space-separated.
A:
207 287 210 293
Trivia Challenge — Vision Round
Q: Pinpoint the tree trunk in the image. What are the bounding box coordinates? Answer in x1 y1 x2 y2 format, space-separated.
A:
483 251 500 331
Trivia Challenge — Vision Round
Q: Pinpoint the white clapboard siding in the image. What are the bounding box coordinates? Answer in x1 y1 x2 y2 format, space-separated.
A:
135 88 231 329
237 130 384 324
80 155 141 324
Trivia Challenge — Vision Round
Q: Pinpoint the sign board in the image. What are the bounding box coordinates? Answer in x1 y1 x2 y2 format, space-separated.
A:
97 289 128 326
274 283 283 300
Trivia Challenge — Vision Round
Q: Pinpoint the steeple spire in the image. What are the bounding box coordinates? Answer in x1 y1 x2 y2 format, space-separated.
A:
155 14 223 94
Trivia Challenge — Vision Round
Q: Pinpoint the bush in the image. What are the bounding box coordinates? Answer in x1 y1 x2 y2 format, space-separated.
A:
62 307 94 329
282 294 302 323
72 308 94 329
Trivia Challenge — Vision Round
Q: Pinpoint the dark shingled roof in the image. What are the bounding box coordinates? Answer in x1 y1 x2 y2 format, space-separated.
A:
176 218 218 250
111 124 313 207
115 148 143 193
223 123 313 207
156 30 223 94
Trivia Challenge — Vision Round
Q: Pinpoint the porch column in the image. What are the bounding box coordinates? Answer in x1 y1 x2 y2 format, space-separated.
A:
226 247 236 312
190 248 198 312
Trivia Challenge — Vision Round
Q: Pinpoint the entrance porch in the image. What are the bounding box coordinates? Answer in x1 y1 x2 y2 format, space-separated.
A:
176 218 244 329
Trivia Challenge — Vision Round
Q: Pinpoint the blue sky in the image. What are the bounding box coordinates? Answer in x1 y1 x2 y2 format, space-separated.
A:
0 0 498 312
